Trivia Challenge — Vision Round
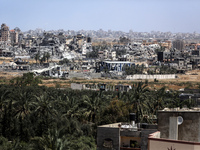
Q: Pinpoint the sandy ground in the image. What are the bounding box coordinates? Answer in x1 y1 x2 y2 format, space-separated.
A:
1 70 197 90
0 57 199 90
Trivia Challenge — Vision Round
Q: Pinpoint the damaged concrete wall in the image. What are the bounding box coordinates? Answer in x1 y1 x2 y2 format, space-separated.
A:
158 111 200 142
126 74 176 80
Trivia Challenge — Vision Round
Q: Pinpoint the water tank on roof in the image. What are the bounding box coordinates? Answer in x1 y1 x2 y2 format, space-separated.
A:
141 123 148 129
130 113 136 121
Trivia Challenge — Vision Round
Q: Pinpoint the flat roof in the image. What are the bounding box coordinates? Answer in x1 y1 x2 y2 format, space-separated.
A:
159 107 200 112
98 122 121 128
104 61 134 64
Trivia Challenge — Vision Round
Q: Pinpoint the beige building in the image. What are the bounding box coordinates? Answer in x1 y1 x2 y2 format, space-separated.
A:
127 54 134 62
101 50 116 60
97 108 200 150
142 40 172 49
103 50 108 59
97 113 157 150
77 38 84 48
10 29 19 44
109 51 116 60
0 23 10 42
149 108 200 150
98 51 104 60
149 132 200 150
173 40 184 51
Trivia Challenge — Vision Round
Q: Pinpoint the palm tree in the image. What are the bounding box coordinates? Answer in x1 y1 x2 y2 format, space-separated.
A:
34 52 40 64
143 87 168 123
2 100 14 140
10 72 42 87
80 94 102 123
32 92 58 136
46 52 50 63
127 82 150 123
13 91 34 119
31 127 69 150
10 90 36 141
167 91 195 109
102 99 130 124
69 136 96 150
0 136 13 150
151 87 166 114
0 90 10 117
63 96 81 119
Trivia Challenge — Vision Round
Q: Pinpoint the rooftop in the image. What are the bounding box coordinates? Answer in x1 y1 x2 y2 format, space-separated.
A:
98 122 120 128
104 61 133 64
159 107 200 112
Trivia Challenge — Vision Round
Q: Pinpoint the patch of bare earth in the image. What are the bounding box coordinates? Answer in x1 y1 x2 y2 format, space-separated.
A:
0 68 200 90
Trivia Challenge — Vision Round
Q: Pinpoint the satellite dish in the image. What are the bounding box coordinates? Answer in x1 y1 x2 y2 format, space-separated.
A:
178 116 183 125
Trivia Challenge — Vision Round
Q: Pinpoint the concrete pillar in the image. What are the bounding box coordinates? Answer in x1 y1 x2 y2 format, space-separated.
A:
169 116 178 140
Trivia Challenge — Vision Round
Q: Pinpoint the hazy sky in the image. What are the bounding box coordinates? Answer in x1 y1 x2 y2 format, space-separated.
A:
1 0 200 33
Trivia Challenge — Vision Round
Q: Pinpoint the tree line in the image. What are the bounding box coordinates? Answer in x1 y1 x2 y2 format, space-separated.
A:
0 73 195 150
34 52 51 64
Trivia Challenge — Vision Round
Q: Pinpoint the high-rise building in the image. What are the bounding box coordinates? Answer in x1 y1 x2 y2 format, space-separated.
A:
10 29 19 44
172 40 184 51
0 23 10 42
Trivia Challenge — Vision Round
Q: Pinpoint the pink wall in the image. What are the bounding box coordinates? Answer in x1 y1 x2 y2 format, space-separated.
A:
148 132 200 150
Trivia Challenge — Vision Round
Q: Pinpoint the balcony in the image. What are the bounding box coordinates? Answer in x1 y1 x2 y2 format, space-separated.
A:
120 136 141 150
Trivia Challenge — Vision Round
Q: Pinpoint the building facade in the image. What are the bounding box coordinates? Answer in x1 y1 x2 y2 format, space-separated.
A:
0 23 10 42
10 29 19 44
173 40 184 51
148 108 200 150
96 61 135 72
97 113 157 150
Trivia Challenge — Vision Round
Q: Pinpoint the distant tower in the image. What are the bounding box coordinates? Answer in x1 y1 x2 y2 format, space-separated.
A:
172 40 184 51
10 29 19 44
0 23 10 42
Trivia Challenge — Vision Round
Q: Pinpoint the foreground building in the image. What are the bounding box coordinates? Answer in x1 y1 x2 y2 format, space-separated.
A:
148 108 200 150
97 113 157 150
97 108 200 150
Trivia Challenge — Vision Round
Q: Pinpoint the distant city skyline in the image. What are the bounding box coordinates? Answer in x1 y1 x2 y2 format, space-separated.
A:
1 0 200 33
